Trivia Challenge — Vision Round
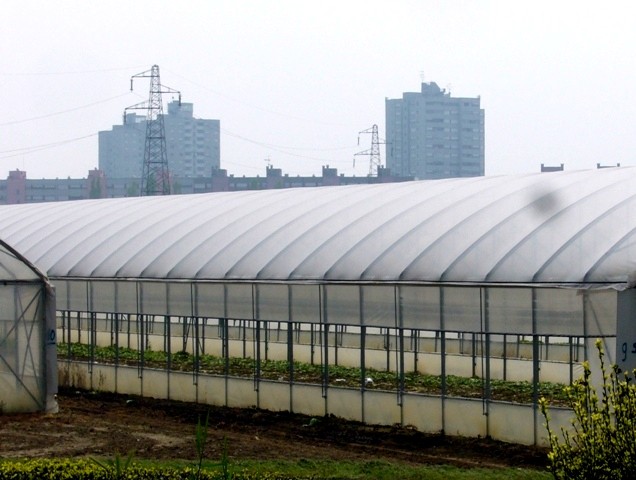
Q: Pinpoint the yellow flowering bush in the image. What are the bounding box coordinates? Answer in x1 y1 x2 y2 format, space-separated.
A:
540 339 636 479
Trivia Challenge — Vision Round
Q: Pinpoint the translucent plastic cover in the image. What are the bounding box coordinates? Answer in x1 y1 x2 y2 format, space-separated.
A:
1 168 635 287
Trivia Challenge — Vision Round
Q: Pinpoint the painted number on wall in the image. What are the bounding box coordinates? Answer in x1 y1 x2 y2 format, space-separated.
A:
621 342 636 362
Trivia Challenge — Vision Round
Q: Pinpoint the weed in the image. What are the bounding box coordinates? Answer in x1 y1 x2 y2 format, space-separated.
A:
90 450 135 479
191 411 209 480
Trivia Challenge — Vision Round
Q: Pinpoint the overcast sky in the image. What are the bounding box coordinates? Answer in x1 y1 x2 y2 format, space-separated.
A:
1 0 634 180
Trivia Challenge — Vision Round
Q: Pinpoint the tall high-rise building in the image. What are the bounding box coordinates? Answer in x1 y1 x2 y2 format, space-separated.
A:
99 100 220 179
385 82 484 179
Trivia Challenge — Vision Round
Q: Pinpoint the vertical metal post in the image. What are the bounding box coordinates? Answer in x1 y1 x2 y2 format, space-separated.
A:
412 329 420 373
242 320 247 358
569 336 574 385
253 284 261 396
503 333 508 381
360 325 367 423
287 321 294 382
385 328 391 371
397 285 404 409
334 324 339 366
440 287 447 435
89 312 96 374
193 316 200 385
288 285 294 412
114 314 120 366
321 285 329 401
76 311 82 344
200 317 206 357
532 288 540 446
471 332 477 377
137 314 144 379
398 327 405 406
255 320 261 392
483 288 491 430
165 315 171 371
222 318 229 375
310 323 315 365
222 279 230 380
582 291 589 363
63 311 71 355
322 322 329 398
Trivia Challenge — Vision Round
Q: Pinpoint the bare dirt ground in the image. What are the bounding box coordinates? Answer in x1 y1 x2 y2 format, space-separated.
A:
0 388 548 470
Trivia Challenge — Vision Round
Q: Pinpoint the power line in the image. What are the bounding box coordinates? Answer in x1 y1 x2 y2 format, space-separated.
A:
221 128 355 152
164 68 349 127
0 133 97 159
221 129 355 163
0 65 147 76
0 92 131 126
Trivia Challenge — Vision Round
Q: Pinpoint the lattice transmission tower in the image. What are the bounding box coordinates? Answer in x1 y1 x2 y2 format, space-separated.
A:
124 65 180 196
354 124 385 176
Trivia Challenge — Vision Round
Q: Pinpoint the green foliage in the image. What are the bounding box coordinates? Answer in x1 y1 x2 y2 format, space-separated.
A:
0 458 291 480
58 342 569 405
0 458 550 479
540 339 636 479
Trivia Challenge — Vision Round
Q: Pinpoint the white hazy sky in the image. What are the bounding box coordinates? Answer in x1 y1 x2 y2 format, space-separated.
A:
1 0 635 180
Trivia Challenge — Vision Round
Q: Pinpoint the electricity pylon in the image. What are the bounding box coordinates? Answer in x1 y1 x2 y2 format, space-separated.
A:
124 65 180 196
354 124 385 176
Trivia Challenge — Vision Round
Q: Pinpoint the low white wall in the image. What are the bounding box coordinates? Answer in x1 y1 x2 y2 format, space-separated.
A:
58 360 574 447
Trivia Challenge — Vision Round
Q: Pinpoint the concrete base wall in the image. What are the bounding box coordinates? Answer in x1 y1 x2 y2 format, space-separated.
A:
58 360 573 447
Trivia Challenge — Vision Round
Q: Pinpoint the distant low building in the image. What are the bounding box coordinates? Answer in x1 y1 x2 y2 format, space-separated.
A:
5 170 26 204
541 163 564 172
0 166 412 204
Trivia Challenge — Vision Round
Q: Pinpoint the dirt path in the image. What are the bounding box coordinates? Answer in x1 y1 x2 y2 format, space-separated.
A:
0 388 548 470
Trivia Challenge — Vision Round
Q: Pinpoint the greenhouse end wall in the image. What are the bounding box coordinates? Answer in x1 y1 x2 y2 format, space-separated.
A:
0 282 57 413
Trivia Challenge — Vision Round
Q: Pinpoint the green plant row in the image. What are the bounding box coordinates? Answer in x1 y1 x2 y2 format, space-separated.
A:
57 342 569 405
0 458 293 480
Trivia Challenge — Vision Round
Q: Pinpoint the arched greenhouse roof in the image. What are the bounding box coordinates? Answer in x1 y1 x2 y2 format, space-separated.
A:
1 167 635 287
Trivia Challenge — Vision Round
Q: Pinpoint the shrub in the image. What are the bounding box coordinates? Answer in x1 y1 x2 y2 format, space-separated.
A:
0 459 290 479
540 339 636 479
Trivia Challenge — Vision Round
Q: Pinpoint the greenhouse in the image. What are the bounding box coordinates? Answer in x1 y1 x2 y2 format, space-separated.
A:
0 239 57 413
1 166 635 444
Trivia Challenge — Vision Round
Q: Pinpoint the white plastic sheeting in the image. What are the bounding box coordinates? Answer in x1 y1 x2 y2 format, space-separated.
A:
0 167 635 286
0 240 41 282
0 240 57 413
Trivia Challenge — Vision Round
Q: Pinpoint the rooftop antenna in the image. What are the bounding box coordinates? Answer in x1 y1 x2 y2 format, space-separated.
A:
124 65 181 196
354 124 385 176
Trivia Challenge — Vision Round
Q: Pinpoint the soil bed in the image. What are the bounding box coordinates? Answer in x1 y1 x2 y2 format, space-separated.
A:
0 388 549 471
